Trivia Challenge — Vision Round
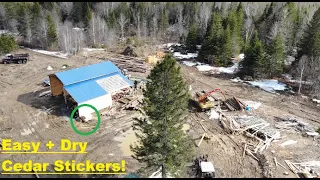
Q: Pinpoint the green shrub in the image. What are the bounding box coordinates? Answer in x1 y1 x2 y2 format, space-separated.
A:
0 34 16 54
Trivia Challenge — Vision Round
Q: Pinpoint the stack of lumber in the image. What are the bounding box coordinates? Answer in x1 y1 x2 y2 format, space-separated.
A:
224 97 245 111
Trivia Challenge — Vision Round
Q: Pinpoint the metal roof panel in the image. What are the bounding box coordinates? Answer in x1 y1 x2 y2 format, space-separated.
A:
55 61 121 86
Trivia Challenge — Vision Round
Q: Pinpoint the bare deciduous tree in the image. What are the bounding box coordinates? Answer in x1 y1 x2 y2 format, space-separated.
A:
117 13 128 40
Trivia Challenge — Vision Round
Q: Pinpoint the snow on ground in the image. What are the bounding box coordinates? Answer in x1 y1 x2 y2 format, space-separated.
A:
173 52 198 60
27 48 69 59
312 99 320 104
248 80 287 94
197 64 214 71
182 61 198 67
243 101 262 109
161 43 182 49
82 48 105 52
212 62 239 74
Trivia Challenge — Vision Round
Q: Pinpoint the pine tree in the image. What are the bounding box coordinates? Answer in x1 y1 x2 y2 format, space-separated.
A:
266 34 285 78
198 12 223 64
297 7 320 95
185 23 197 53
220 25 232 66
30 2 42 48
131 54 194 178
16 3 28 38
46 14 57 47
241 31 265 78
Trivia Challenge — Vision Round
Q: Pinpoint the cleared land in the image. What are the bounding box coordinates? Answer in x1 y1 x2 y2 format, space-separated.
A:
0 49 319 178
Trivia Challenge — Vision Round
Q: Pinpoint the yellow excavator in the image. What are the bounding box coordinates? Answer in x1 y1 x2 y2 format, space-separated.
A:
195 88 226 111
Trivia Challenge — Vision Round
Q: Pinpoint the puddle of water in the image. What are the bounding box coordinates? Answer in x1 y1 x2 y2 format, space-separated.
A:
182 124 190 134
114 128 139 157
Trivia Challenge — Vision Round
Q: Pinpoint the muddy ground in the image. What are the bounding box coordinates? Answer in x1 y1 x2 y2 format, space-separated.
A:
0 49 319 178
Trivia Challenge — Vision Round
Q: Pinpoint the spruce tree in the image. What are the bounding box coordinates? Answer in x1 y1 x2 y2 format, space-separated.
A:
16 3 28 38
131 54 194 178
185 23 197 53
30 2 42 48
241 31 265 78
266 34 285 78
46 14 57 48
220 24 232 66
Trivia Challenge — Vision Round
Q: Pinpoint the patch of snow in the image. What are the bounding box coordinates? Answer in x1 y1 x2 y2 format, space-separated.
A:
243 101 261 110
249 80 287 94
231 77 243 83
182 61 197 66
239 53 245 60
28 49 68 59
47 66 53 70
196 65 214 71
312 99 320 104
173 52 198 59
161 43 181 49
207 110 220 120
306 132 319 136
280 140 297 147
82 48 105 52
214 62 239 74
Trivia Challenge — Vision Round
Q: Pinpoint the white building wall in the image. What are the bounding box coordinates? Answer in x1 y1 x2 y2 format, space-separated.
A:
78 93 112 121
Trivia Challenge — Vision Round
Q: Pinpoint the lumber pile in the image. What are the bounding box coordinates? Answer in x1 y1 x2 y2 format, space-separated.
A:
223 97 245 111
98 54 147 73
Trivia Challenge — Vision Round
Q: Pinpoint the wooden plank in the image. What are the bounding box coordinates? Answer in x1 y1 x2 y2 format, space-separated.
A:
243 143 247 158
49 74 63 96
197 133 206 147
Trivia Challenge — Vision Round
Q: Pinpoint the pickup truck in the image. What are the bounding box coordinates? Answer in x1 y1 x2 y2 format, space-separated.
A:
2 53 29 64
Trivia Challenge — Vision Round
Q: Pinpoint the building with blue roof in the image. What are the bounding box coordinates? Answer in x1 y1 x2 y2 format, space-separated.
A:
48 61 133 120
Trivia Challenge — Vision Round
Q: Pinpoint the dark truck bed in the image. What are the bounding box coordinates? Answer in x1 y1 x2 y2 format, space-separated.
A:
2 53 29 64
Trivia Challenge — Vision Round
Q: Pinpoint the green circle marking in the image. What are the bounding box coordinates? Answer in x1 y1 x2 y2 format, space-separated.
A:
70 104 101 136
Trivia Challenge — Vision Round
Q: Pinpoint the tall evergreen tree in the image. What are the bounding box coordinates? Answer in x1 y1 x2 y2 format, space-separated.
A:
131 54 194 178
297 7 320 95
46 14 57 47
16 3 28 38
220 24 232 66
30 2 42 48
241 31 265 78
185 23 197 52
198 12 223 64
266 34 285 78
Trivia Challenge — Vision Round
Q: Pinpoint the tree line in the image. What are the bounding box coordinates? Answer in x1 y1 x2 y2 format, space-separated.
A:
1 2 320 96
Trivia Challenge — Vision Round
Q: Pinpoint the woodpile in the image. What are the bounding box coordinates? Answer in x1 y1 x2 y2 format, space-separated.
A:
98 54 147 73
223 97 245 111
112 88 131 101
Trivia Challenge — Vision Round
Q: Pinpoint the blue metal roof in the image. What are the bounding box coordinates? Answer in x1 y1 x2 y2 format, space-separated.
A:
55 61 121 86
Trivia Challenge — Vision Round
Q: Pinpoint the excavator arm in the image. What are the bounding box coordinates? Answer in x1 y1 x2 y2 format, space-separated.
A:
199 88 226 102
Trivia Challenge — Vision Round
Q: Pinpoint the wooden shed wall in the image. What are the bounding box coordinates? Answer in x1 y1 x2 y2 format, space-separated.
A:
49 74 63 96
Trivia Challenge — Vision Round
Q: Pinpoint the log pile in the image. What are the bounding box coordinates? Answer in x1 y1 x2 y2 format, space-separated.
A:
223 97 245 111
98 54 147 73
112 88 131 101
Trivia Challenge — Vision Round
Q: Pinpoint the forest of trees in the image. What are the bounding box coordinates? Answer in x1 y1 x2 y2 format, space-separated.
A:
1 2 320 96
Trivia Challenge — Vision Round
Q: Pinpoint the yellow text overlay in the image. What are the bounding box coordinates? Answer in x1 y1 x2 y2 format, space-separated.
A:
1 160 126 173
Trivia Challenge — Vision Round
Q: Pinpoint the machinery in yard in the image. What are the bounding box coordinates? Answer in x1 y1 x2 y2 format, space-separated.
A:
194 155 216 178
2 53 29 64
194 88 226 112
